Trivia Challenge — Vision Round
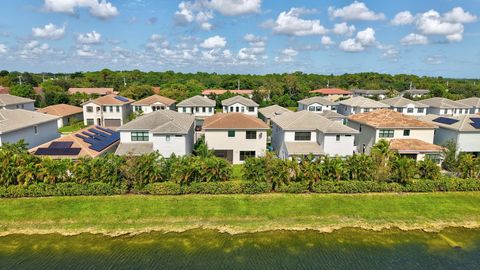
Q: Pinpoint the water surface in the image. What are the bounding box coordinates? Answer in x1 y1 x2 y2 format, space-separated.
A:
0 228 479 269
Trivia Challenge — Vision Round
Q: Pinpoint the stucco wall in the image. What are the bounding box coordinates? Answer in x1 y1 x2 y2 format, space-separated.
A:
0 120 59 149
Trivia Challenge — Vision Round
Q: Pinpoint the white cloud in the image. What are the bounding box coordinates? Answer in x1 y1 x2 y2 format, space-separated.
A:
328 1 385 21
0 44 7 54
321 36 334 46
400 33 428 45
391 11 415 25
269 8 327 36
446 33 463 42
43 0 119 19
425 55 443 65
339 27 376 52
19 40 54 59
207 0 262 16
77 30 101 44
444 7 477 23
275 48 298 62
332 22 356 36
32 23 65 40
380 46 399 61
200 35 227 49
76 45 97 57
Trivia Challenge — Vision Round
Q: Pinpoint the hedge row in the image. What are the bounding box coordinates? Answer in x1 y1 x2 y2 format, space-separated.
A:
0 182 127 198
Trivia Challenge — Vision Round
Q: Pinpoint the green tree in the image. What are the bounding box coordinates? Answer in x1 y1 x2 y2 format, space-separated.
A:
442 140 458 171
390 156 417 183
10 84 35 99
457 154 480 179
416 157 441 180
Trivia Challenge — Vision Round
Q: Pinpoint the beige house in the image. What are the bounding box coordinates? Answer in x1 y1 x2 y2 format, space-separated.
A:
221 96 259 116
337 96 389 116
381 96 428 116
37 104 83 128
82 95 134 128
458 97 480 114
132 95 176 114
297 96 338 113
353 89 389 100
203 113 268 164
347 109 443 163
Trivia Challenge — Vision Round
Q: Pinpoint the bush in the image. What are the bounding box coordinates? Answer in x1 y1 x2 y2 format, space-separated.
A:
0 182 125 198
277 181 309 193
139 181 270 195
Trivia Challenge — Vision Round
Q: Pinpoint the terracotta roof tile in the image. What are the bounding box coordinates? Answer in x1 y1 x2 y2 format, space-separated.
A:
37 104 83 117
202 89 253 95
203 113 268 130
390 139 444 153
82 94 134 105
68 88 116 95
310 88 353 95
348 109 437 129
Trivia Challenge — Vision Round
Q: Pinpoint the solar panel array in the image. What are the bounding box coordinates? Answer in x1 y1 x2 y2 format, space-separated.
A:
114 96 129 102
49 141 73 149
35 147 81 156
432 117 459 125
75 126 120 152
469 117 480 129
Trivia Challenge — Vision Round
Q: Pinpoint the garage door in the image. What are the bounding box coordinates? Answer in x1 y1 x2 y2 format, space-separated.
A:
104 119 121 127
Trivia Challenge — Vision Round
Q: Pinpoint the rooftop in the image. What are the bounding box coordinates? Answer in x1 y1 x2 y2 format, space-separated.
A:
353 89 389 95
380 96 429 108
418 97 471 109
390 139 444 153
298 96 338 106
203 113 268 130
115 142 154 156
418 114 480 132
458 97 480 108
310 88 353 95
272 110 357 134
0 86 9 94
258 105 292 119
285 142 324 156
0 94 35 106
117 110 194 134
0 109 59 134
177 95 216 107
338 96 389 108
132 95 176 106
68 88 116 95
348 109 437 129
82 94 134 106
37 104 83 117
319 110 346 119
403 89 430 94
202 89 253 95
221 95 258 107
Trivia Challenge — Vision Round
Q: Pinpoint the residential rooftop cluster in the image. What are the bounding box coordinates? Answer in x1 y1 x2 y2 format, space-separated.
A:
1 86 480 164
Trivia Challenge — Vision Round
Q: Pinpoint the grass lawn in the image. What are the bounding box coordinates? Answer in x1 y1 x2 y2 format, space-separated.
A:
0 193 479 235
58 123 86 133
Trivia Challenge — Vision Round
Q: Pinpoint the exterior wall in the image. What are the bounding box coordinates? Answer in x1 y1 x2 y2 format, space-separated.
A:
337 105 383 116
390 105 427 116
57 113 83 128
0 120 59 149
1 102 35 111
297 103 336 113
322 134 355 156
456 133 480 153
271 123 285 152
204 129 267 164
427 107 470 116
83 102 132 127
133 102 175 114
347 122 377 154
319 94 353 102
177 105 215 118
222 102 258 116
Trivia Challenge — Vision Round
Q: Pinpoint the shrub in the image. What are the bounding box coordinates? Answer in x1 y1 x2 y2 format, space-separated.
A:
140 182 182 195
0 182 124 198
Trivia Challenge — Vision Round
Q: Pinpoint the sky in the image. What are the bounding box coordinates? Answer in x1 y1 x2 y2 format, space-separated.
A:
0 0 479 78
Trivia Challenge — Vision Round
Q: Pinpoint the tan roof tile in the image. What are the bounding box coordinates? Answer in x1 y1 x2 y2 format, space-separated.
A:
348 109 437 129
203 113 268 130
82 94 134 106
390 139 444 153
202 89 253 95
37 104 83 117
68 88 116 95
132 95 176 106
310 88 353 95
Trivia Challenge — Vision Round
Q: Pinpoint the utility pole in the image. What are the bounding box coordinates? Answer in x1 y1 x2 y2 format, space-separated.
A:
409 81 413 90
327 80 330 88
17 75 22 85
123 77 127 87
237 79 240 90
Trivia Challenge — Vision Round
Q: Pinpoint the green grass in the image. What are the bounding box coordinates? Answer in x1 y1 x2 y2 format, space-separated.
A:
58 123 86 133
0 193 479 234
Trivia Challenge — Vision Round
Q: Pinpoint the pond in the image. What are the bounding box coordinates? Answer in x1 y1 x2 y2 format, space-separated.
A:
0 228 479 269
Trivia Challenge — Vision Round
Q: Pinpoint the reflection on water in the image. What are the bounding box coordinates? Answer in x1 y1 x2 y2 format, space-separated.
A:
0 228 479 269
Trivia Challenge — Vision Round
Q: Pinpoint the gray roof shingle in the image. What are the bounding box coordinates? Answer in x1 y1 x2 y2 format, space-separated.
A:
418 97 472 109
0 94 34 106
221 96 258 107
177 95 216 107
381 96 429 108
258 105 292 119
298 96 338 106
117 110 194 134
338 96 389 108
0 109 59 134
272 110 358 134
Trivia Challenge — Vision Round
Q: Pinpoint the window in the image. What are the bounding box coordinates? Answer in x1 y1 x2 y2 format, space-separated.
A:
131 131 149 141
229 107 234 112
248 107 255 112
336 135 340 141
444 109 448 114
426 154 442 164
166 135 171 142
316 106 322 112
110 106 114 112
236 107 239 112
379 129 394 138
103 106 107 112
96 107 101 112
86 119 94 125
135 106 141 112
364 108 370 112
34 125 38 134
86 106 93 113
241 107 245 112
295 132 311 141
418 108 424 113
116 106 120 112
209 107 213 113
228 130 235 137
308 106 315 111
396 108 403 113
240 151 256 161
407 108 414 113
202 107 206 113
403 130 410 136
246 131 257 139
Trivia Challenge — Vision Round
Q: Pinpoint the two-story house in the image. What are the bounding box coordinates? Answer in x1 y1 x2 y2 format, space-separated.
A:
347 109 443 163
132 95 176 114
37 104 83 128
337 96 389 116
0 109 60 148
176 95 216 128
203 113 268 164
82 95 134 128
271 111 358 159
221 96 259 117
297 96 338 113
380 96 429 116
419 114 480 156
115 110 195 157
353 89 389 100
0 94 35 110
419 97 472 116
309 88 353 102
258 105 292 125
458 97 480 114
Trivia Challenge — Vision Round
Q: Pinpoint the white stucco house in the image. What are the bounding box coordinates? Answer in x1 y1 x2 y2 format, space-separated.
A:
419 97 472 116
37 104 83 128
419 114 480 156
337 96 389 116
271 111 358 159
203 113 268 164
0 109 60 149
297 96 338 113
82 95 134 128
309 88 353 102
115 110 195 157
380 96 429 116
221 96 259 117
458 97 480 114
258 105 292 125
132 95 176 114
402 89 430 98
347 109 443 163
353 89 389 100
0 94 35 110
176 95 216 128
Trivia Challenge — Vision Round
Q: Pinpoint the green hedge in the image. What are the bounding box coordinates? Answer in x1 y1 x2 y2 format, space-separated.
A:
0 182 127 198
138 181 270 195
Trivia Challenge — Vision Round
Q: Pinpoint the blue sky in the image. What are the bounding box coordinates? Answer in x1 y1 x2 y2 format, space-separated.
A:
0 0 479 78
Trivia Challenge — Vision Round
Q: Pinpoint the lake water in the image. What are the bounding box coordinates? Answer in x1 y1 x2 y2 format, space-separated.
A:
0 228 479 269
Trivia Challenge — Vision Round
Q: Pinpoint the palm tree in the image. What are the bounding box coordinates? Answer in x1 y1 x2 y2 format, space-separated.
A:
371 139 394 167
390 155 417 183
457 154 480 179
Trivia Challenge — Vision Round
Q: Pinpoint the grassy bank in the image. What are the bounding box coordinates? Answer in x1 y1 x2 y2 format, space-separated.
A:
0 193 479 235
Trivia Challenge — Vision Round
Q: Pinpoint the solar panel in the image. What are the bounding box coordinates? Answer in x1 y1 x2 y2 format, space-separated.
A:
96 126 115 134
35 147 81 156
432 117 459 125
470 122 480 129
470 117 480 123
49 141 73 149
88 128 109 137
75 127 119 152
114 96 129 102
